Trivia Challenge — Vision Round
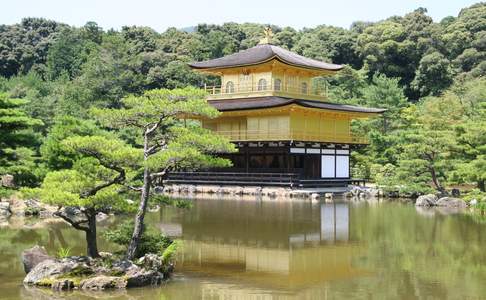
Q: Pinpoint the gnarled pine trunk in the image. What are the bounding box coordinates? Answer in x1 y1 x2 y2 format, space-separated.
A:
126 133 151 260
86 211 100 258
479 180 485 192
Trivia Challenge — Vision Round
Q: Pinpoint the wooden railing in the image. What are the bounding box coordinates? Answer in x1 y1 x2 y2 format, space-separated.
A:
165 172 367 188
213 129 368 144
166 171 301 187
204 81 328 101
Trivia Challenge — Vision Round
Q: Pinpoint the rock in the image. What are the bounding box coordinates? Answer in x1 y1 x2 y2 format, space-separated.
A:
0 174 15 188
51 279 74 291
187 185 196 194
99 252 113 259
96 212 109 222
23 256 93 285
415 194 438 206
24 199 41 216
436 197 467 208
137 254 163 272
22 199 56 218
0 202 11 217
125 268 162 287
80 276 127 290
234 187 244 196
435 191 449 199
368 188 380 197
470 199 478 206
451 188 461 197
111 259 138 274
24 259 65 285
22 245 52 274
386 191 400 198
23 253 170 290
350 186 361 197
148 205 160 213
63 206 82 216
55 207 85 224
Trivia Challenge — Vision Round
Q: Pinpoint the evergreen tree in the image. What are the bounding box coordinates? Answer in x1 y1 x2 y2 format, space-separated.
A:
0 93 42 186
25 135 140 257
91 87 235 259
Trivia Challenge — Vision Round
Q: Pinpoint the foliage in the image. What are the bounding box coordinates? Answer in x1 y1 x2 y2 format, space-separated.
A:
161 240 182 264
450 101 486 191
104 220 173 259
0 4 485 207
92 87 235 259
40 116 108 170
0 187 14 201
56 246 72 258
412 51 454 97
0 93 43 186
23 134 140 257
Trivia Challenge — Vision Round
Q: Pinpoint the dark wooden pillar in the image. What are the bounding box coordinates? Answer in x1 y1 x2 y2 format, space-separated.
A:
245 148 249 173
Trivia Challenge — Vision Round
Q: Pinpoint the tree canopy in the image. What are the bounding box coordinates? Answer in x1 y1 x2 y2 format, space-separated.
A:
0 3 485 216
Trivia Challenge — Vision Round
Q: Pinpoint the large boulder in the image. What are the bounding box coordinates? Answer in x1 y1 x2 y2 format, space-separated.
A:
1 174 15 188
79 276 127 290
125 268 162 287
24 260 67 285
436 197 467 208
24 199 56 218
111 259 138 274
415 194 438 206
0 202 11 217
137 253 163 272
23 253 170 290
96 212 109 222
23 256 93 285
22 246 52 273
112 257 164 287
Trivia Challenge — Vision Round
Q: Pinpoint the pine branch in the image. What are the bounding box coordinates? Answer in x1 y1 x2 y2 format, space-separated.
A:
54 209 89 232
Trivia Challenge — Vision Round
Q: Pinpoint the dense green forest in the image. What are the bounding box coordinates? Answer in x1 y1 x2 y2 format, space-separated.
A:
0 3 485 201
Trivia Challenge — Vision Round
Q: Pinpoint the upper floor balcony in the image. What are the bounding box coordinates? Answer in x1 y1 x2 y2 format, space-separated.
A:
204 79 328 101
213 129 368 145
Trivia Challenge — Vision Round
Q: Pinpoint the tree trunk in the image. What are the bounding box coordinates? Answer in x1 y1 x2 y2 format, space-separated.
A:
86 212 100 258
479 179 485 192
126 133 151 260
430 167 445 193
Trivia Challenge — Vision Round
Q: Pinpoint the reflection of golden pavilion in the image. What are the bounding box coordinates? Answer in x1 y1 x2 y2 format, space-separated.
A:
176 202 366 291
168 29 385 188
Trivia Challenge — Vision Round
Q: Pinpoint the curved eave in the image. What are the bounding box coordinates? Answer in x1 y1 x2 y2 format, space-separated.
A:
206 97 386 115
189 56 343 74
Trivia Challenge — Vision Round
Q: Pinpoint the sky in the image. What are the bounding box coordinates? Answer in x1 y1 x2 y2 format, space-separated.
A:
0 0 480 31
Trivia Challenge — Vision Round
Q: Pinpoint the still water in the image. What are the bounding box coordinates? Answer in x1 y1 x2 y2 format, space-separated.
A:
0 198 485 299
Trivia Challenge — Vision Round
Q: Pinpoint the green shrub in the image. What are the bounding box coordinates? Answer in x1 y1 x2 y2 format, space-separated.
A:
161 240 182 264
56 246 71 258
0 187 13 201
464 189 486 217
104 220 173 259
24 206 40 216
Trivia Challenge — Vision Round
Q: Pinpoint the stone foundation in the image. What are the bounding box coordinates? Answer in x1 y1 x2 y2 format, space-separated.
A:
162 184 384 200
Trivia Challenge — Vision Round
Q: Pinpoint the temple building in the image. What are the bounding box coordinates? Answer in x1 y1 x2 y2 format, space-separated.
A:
169 30 385 188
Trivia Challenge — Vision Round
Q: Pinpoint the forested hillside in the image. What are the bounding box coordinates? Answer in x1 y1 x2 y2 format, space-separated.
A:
0 3 485 200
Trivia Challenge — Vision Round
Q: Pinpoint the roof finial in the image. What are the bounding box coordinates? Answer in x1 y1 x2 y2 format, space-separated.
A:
258 27 273 45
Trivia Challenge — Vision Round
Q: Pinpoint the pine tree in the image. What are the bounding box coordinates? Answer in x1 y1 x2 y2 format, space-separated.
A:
0 93 42 186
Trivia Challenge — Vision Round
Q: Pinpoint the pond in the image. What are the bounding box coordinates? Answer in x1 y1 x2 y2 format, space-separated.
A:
1 198 485 299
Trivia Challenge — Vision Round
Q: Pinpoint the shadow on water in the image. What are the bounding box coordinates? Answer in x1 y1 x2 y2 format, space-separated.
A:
0 197 485 299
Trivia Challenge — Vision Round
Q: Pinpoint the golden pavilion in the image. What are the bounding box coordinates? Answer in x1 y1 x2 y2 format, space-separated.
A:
170 30 385 188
